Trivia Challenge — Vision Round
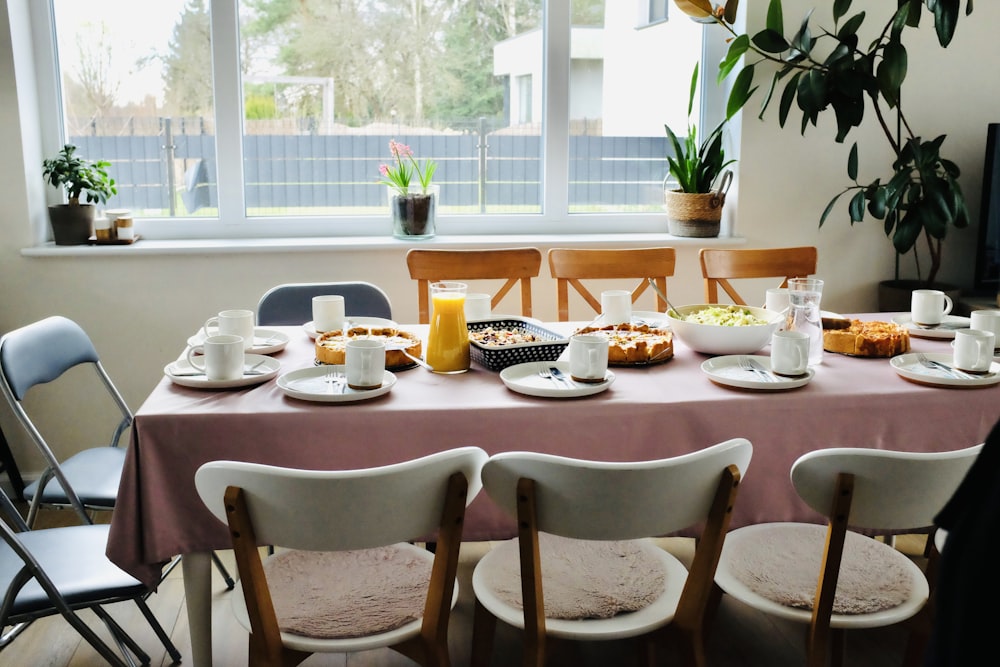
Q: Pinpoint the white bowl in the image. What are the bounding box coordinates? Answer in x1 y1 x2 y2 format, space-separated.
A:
667 304 784 355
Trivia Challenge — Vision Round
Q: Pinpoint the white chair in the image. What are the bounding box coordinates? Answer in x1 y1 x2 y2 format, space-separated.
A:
195 446 488 667
470 438 753 667
713 444 982 667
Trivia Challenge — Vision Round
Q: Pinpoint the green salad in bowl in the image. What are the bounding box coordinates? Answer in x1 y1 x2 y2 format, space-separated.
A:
666 304 784 355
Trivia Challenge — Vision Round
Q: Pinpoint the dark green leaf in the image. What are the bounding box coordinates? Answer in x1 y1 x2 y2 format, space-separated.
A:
833 0 852 22
791 9 814 54
893 209 924 254
867 183 888 218
687 62 699 118
719 35 750 81
752 29 790 53
838 11 866 39
728 66 756 119
820 190 847 227
778 71 802 127
766 0 784 33
849 190 866 222
848 143 859 180
876 39 907 107
934 0 960 46
724 0 740 24
902 0 922 28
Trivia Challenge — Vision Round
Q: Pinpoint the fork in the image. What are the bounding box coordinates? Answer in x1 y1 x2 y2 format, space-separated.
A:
537 366 564 388
915 353 976 380
738 356 776 382
325 368 347 393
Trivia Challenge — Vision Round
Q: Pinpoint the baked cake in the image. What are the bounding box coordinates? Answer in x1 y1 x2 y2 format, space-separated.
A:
574 323 674 365
315 327 422 368
822 319 910 357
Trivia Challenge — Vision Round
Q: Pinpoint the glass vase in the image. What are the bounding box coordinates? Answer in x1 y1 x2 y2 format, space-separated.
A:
389 184 438 240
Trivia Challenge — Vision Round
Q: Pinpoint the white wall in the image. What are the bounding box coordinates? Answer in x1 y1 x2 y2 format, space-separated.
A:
2 0 998 480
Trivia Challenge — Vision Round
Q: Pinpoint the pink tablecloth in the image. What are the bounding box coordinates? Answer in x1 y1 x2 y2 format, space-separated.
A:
108 317 1000 587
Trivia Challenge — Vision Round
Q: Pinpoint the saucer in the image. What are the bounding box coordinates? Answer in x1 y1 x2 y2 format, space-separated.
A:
189 327 289 355
891 314 970 339
165 354 281 389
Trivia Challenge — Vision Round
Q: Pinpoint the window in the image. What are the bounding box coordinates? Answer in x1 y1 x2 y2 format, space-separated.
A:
36 0 712 239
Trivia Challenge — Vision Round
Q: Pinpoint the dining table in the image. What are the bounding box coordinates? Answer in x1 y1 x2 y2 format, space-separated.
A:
106 313 1000 667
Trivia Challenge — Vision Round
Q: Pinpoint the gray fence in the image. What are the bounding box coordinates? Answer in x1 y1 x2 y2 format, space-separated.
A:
72 128 671 214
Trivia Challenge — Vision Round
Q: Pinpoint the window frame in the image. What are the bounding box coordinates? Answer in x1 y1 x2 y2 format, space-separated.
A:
30 0 732 242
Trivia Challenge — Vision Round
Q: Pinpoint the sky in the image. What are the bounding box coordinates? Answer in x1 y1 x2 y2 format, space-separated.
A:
53 0 186 104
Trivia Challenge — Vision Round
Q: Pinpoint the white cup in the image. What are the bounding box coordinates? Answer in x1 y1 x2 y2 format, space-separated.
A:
770 330 810 376
970 310 1000 349
204 309 255 350
569 334 609 383
186 334 245 381
953 329 996 373
464 293 492 321
911 289 953 326
312 295 346 333
346 338 386 390
601 289 632 325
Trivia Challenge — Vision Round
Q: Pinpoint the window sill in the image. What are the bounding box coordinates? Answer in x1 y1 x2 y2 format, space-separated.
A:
22 233 746 257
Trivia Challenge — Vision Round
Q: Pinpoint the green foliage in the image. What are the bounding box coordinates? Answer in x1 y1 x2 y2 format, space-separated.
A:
42 144 117 206
664 63 736 193
244 95 277 120
676 0 974 286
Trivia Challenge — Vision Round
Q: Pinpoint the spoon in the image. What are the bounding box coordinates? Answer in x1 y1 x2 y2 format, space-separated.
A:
646 277 681 317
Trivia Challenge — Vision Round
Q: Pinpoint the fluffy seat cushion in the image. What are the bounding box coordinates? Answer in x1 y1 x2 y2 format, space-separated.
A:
480 533 667 620
263 545 432 638
726 524 916 614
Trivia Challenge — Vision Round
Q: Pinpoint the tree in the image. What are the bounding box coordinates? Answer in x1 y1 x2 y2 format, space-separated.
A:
72 21 119 116
162 0 213 116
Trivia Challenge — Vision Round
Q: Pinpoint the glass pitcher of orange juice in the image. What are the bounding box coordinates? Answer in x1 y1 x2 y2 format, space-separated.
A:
425 282 470 373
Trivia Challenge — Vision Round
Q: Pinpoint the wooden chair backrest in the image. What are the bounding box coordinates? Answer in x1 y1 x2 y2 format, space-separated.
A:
547 247 676 321
699 246 818 305
406 248 543 323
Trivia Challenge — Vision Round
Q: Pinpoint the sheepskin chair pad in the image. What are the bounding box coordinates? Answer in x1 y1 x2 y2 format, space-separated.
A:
481 533 667 620
726 524 916 614
263 545 432 638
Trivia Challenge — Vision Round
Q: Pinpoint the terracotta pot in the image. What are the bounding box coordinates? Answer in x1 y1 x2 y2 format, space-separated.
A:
48 204 95 245
877 279 962 313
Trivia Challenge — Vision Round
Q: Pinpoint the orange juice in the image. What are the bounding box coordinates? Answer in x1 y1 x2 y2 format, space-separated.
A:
426 285 470 373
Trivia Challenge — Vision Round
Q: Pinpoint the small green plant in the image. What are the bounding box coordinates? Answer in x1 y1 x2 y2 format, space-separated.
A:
377 139 437 197
664 62 736 194
42 144 117 206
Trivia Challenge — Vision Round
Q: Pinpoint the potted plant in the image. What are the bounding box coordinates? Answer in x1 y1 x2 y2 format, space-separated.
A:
378 139 438 240
42 144 117 245
674 0 972 307
663 62 736 238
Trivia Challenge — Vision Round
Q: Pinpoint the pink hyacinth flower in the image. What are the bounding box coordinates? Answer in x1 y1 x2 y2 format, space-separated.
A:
379 164 389 176
389 139 412 159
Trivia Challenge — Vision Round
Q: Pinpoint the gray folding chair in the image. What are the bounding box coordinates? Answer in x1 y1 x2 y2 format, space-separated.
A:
0 485 182 666
0 316 234 588
256 281 393 325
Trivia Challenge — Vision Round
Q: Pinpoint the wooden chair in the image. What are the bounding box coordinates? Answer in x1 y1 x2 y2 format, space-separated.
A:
713 444 982 667
470 438 752 667
547 247 677 320
699 246 818 304
195 447 488 667
406 248 542 323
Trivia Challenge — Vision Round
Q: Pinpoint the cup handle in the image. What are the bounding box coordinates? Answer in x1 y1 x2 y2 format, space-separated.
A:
187 345 206 371
203 317 219 338
942 295 953 316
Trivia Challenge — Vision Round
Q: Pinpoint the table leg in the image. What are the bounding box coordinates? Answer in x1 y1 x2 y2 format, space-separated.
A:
182 551 213 667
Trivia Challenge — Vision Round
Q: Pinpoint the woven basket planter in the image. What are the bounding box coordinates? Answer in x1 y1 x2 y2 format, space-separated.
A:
663 189 724 238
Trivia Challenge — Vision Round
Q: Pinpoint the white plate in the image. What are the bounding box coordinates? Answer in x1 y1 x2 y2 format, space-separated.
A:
499 361 614 398
277 365 397 402
164 354 281 389
891 314 971 339
304 317 399 339
890 352 1000 388
701 355 814 391
188 327 290 355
